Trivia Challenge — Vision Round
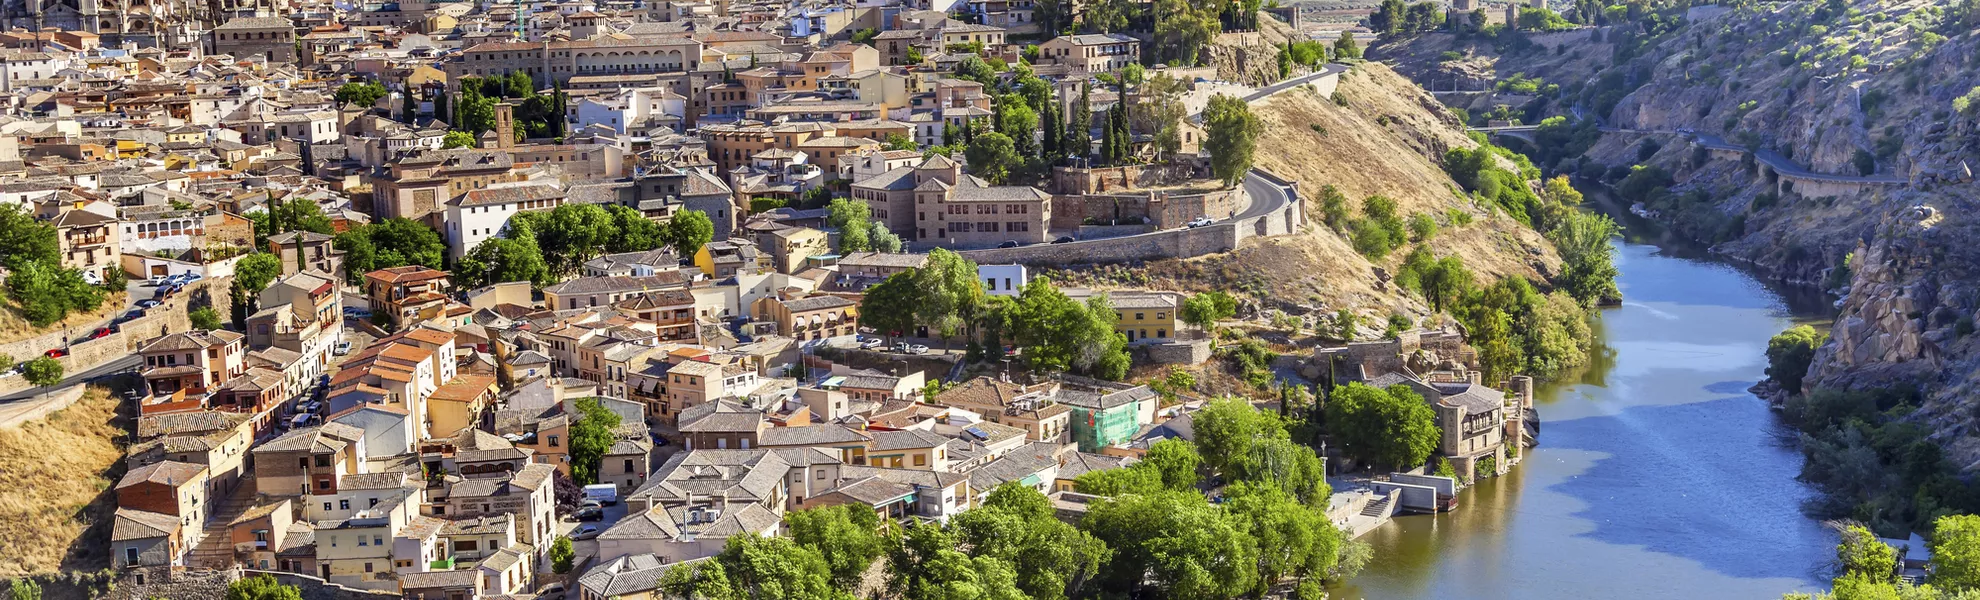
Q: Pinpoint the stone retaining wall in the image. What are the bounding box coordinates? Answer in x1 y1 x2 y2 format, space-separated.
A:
1142 338 1212 365
0 277 228 397
959 169 1302 267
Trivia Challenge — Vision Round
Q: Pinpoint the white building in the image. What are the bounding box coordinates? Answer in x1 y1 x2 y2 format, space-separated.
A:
442 182 567 259
979 263 1028 296
572 87 687 135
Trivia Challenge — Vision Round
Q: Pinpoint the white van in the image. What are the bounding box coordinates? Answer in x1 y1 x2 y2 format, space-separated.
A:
582 484 618 506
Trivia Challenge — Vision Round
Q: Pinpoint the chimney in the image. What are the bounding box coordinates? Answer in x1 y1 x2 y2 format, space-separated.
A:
1467 370 1481 385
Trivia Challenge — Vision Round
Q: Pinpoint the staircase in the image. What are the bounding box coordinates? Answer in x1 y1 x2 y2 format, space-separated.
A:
187 475 260 569
1359 495 1392 518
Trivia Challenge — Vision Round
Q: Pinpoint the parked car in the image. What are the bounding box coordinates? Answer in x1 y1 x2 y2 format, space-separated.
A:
135 299 161 309
1187 216 1215 228
535 583 567 600
1051 236 1076 244
997 240 1020 248
333 341 353 356
343 306 372 318
115 309 144 324
145 274 168 286
859 337 884 349
572 525 602 540
80 270 102 285
571 506 604 521
181 273 203 283
88 327 114 340
43 348 66 358
898 343 929 355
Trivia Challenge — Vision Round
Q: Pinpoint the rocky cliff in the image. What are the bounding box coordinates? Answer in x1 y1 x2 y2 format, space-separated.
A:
1377 0 1980 469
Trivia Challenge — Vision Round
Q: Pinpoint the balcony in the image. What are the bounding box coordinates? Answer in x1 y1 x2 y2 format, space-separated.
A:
68 234 109 247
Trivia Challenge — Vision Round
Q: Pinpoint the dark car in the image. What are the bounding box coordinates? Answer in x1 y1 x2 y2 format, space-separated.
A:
115 309 144 324
1051 236 1076 244
997 240 1020 248
573 506 604 521
136 300 162 309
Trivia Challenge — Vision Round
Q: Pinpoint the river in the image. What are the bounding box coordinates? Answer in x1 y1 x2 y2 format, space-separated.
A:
1334 220 1840 599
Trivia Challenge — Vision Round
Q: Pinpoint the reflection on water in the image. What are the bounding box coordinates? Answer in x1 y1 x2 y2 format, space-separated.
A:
1334 241 1836 600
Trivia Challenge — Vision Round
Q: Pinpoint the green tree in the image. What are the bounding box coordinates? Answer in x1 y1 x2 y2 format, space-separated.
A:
21 356 60 386
871 222 904 253
1083 491 1258 600
1065 84 1093 161
1419 254 1474 313
1192 396 1288 476
952 483 1110 600
955 55 997 85
334 81 388 107
1152 0 1221 66
6 580 39 600
226 574 303 600
717 534 851 600
1034 0 1071 33
1317 184 1351 231
827 199 874 253
1836 523 1897 582
1202 94 1261 186
515 203 618 276
1547 210 1621 305
190 307 222 330
455 233 551 289
607 205 665 253
885 132 918 151
1333 31 1360 59
1325 382 1440 470
551 536 576 574
1181 290 1238 330
568 398 622 485
442 130 476 149
1768 325 1828 396
1407 213 1438 242
965 131 1022 185
268 198 335 237
0 204 58 271
785 505 888 589
1935 514 1980 591
1221 481 1345 593
1333 308 1358 341
5 261 103 327
995 94 1041 161
1081 0 1131 32
667 209 716 259
914 249 985 343
229 253 277 329
1143 438 1204 491
660 559 739 600
859 271 921 339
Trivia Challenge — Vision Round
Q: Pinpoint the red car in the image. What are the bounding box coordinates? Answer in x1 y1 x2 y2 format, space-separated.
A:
88 327 114 340
43 348 67 358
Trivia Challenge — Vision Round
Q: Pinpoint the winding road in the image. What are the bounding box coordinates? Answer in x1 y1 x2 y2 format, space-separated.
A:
1471 125 1909 186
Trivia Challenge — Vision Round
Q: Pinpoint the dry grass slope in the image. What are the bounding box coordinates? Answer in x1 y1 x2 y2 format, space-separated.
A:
0 386 129 577
1080 63 1559 321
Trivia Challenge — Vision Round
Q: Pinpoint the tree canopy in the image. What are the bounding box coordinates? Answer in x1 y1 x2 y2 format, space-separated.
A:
1202 94 1262 186
1324 383 1441 470
567 398 622 485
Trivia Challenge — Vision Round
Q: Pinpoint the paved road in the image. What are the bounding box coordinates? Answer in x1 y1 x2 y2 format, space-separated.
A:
1238 170 1294 222
1469 125 1909 186
1188 64 1348 123
0 353 139 401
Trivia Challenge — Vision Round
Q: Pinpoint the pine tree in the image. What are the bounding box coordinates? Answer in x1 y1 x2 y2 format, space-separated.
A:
402 88 417 124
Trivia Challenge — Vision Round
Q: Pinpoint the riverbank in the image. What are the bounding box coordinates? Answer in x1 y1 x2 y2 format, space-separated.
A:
1334 201 1836 598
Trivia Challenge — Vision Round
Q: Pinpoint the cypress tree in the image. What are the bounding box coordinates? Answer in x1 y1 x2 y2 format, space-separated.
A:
402 88 417 124
1067 83 1092 163
1042 96 1061 160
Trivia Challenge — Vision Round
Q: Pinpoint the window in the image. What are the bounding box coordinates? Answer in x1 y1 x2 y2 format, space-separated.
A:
913 454 926 466
339 499 350 510
323 502 333 511
125 548 138 564
549 435 560 447
364 562 373 573
358 536 368 546
623 459 634 472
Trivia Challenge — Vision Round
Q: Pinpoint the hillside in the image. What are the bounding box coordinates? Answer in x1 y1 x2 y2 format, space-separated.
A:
0 386 127 577
1056 62 1562 329
1372 1 1980 471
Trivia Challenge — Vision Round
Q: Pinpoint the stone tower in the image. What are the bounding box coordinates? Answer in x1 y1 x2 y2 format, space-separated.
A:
494 102 516 149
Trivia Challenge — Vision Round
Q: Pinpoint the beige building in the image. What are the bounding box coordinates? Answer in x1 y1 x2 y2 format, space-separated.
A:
934 376 1073 443
1036 34 1142 75
751 291 857 342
